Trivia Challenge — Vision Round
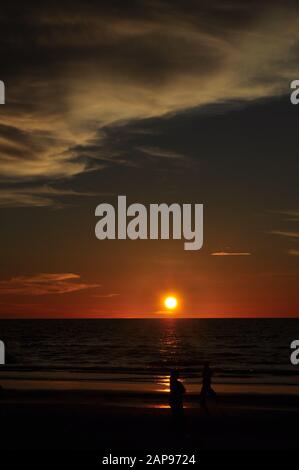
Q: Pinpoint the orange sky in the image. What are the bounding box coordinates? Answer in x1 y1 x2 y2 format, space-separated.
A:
0 1 299 318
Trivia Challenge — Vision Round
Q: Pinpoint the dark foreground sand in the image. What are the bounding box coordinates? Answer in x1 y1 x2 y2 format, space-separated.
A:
0 388 298 451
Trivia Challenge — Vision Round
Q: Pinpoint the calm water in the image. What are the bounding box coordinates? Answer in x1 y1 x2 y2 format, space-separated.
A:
0 319 298 386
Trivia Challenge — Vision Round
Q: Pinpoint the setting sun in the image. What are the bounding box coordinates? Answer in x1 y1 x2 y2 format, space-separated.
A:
164 296 178 310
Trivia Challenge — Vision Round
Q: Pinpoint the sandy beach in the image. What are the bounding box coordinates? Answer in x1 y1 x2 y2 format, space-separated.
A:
1 383 298 451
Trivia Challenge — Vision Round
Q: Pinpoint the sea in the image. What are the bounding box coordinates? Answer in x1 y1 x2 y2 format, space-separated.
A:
0 318 298 391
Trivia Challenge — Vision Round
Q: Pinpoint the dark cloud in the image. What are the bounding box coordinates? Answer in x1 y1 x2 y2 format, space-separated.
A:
1 0 299 204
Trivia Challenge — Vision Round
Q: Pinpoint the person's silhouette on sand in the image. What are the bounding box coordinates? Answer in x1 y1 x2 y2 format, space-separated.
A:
199 362 217 409
169 370 186 417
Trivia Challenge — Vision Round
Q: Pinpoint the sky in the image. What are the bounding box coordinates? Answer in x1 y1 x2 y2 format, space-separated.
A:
0 0 298 318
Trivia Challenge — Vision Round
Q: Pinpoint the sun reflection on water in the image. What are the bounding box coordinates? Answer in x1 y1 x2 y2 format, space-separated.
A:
158 320 181 361
156 374 170 392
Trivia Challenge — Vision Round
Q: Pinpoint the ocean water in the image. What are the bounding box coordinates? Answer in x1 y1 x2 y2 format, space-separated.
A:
0 318 298 387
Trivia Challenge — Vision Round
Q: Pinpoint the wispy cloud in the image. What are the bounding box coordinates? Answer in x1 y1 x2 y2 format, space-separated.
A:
269 210 299 222
92 293 120 298
0 185 101 208
288 249 299 256
137 146 185 160
211 252 251 256
267 209 299 255
0 273 100 295
270 231 299 239
1 1 299 203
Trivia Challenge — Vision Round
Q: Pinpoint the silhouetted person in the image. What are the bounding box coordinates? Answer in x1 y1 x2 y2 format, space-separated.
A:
199 362 217 408
169 370 186 416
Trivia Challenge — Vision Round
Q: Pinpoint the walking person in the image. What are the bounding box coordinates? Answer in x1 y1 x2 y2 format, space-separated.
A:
199 362 217 410
169 369 186 415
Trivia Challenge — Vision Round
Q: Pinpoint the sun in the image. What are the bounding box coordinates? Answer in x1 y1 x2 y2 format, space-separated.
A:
164 296 178 310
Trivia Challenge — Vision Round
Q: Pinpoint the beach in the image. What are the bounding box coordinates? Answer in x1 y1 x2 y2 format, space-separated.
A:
1 382 299 451
1 319 298 452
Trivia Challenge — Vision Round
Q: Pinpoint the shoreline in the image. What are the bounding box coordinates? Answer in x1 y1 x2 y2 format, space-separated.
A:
2 379 299 400
2 376 299 395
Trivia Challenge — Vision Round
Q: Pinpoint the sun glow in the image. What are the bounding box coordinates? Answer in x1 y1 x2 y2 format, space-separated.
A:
164 296 178 310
